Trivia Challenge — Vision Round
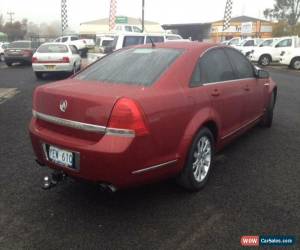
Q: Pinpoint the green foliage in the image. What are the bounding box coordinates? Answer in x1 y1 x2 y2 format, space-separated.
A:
1 19 27 41
272 21 300 36
264 0 300 25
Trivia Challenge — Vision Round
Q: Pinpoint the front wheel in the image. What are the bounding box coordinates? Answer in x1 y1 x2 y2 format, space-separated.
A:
259 55 271 66
291 57 300 70
260 92 275 128
177 128 214 191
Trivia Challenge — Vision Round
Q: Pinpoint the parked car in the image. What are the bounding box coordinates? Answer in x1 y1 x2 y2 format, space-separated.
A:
233 38 262 56
32 43 81 79
114 24 143 33
249 36 300 66
225 37 242 46
0 42 9 61
29 42 277 192
279 47 300 70
55 35 95 57
4 40 37 66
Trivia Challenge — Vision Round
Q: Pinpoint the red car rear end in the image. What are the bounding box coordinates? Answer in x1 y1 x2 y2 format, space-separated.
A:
29 42 277 191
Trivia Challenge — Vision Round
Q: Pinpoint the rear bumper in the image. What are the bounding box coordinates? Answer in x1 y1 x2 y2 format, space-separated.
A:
5 55 32 63
33 63 73 72
29 117 179 189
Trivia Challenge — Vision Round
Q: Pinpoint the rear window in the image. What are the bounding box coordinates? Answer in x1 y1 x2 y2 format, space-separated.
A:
123 36 145 47
146 36 164 43
76 48 182 86
8 42 31 49
37 44 69 53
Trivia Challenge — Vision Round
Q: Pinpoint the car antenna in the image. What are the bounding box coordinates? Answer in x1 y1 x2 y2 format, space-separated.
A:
149 37 156 48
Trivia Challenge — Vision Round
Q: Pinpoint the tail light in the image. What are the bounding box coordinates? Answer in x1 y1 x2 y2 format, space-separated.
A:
32 57 38 63
62 57 70 63
108 98 149 136
23 49 32 56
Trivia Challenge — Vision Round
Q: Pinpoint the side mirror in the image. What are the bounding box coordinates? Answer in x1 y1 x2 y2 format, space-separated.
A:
256 69 270 79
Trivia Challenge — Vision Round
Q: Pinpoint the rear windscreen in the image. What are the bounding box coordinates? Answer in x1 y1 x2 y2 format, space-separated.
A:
8 42 31 49
37 44 68 53
75 48 182 86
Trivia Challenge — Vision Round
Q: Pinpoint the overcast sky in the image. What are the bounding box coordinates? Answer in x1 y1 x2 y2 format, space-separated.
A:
1 0 275 30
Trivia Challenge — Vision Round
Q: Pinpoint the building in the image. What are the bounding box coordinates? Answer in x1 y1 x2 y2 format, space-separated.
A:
211 16 273 42
162 23 211 41
79 16 164 37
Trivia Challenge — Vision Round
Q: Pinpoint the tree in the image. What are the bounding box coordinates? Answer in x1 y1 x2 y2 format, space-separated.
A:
264 0 300 25
2 21 27 41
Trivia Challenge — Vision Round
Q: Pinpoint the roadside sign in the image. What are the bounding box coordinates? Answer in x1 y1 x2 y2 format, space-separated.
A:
115 16 128 24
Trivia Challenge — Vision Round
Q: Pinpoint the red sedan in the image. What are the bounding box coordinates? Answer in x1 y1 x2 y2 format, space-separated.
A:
29 42 277 192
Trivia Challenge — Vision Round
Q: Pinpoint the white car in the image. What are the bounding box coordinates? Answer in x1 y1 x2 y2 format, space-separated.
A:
0 42 9 61
249 36 300 66
279 47 300 70
233 38 262 56
32 43 81 79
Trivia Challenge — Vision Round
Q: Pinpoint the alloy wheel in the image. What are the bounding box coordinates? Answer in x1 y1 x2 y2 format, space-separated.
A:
192 136 212 182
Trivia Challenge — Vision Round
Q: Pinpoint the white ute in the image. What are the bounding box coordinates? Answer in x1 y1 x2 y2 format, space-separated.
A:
279 47 300 70
249 36 300 66
55 35 95 57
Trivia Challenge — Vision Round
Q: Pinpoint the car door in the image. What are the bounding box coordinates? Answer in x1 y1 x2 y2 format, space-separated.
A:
69 45 81 68
274 38 293 61
225 48 265 125
192 48 247 139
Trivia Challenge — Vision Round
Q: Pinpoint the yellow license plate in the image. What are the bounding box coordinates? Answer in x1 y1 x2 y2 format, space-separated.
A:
45 65 55 70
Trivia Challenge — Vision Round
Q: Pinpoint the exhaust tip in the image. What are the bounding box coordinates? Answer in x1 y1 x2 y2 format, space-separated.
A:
99 183 117 193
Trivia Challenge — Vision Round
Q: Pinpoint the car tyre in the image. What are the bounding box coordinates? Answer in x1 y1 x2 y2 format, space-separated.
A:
177 127 214 192
259 55 271 66
35 72 44 79
291 57 300 70
260 92 275 128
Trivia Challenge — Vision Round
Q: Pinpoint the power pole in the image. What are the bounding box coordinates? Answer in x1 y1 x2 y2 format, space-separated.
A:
7 12 15 24
142 0 145 32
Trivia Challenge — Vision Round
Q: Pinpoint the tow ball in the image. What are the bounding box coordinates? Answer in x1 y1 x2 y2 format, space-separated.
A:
42 171 67 190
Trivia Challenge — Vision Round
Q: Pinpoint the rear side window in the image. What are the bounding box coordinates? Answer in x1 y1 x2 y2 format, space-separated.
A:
198 49 236 84
61 37 68 42
125 26 133 32
75 48 182 86
8 42 31 49
37 44 69 53
244 40 255 46
225 49 254 79
123 36 145 47
71 36 78 41
146 36 164 43
276 39 292 47
69 45 78 54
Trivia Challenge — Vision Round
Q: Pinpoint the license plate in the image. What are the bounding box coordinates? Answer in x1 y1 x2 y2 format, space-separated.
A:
45 65 55 70
48 146 73 167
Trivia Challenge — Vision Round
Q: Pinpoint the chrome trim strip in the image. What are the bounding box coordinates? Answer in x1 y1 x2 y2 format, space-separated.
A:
33 110 136 137
203 78 256 86
132 160 178 175
106 128 135 138
33 110 106 134
221 115 262 140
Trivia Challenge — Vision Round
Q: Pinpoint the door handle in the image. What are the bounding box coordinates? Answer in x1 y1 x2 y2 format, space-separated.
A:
211 89 220 97
244 85 250 91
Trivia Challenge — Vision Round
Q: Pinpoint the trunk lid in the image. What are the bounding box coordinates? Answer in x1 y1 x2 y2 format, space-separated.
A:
35 52 70 63
33 79 146 128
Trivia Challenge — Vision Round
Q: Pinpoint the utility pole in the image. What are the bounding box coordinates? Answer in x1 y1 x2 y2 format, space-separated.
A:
142 0 145 32
7 12 15 24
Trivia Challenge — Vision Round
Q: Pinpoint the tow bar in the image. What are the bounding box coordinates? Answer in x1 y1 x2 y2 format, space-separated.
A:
42 171 67 190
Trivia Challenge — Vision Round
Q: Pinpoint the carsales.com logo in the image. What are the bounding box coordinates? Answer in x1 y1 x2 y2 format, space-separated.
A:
241 235 296 247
